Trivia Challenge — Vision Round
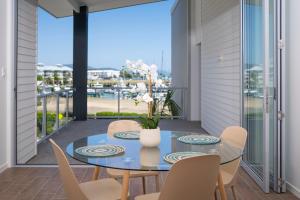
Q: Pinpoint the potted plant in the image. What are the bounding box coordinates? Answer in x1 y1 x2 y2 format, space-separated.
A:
126 60 161 147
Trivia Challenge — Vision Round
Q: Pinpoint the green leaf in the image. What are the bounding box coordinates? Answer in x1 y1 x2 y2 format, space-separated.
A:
148 119 155 129
160 89 182 117
137 115 160 129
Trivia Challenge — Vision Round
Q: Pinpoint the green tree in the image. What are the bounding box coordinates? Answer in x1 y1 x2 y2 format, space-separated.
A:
45 77 54 85
37 75 43 81
63 72 71 85
53 71 61 84
120 69 133 79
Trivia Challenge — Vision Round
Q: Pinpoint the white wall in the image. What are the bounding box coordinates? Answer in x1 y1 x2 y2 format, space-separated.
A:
171 0 189 119
16 0 38 164
285 0 300 197
0 0 15 171
171 0 188 90
172 0 240 125
200 0 241 136
0 0 8 172
188 0 201 121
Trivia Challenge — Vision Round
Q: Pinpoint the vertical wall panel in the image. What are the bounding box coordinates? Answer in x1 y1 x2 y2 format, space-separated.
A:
0 0 8 168
171 0 189 118
171 0 189 88
17 0 37 164
200 0 241 136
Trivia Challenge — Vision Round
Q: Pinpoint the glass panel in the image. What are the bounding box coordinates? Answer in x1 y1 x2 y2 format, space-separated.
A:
243 0 264 179
119 88 148 116
68 90 74 121
46 96 57 135
117 88 184 118
243 0 278 191
87 88 118 117
36 96 43 140
67 131 243 171
153 88 184 117
59 94 68 127
268 0 277 189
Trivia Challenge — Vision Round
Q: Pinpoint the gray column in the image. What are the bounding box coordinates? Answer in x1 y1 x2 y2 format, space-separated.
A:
73 6 88 121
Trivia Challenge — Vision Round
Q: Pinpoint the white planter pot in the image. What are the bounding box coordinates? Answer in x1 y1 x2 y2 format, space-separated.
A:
140 147 160 167
139 127 161 147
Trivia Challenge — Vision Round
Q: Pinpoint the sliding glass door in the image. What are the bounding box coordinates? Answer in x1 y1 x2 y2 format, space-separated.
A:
242 0 285 193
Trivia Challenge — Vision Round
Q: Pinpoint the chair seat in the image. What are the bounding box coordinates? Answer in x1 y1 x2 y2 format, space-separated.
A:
80 178 126 200
107 168 159 178
135 192 160 200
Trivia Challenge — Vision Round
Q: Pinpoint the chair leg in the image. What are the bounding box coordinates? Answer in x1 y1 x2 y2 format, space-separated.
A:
92 166 100 180
155 175 160 192
121 171 130 200
214 189 218 200
231 186 237 200
142 177 146 194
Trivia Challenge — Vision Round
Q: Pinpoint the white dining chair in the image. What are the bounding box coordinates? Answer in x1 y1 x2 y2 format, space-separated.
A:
216 126 248 200
92 120 160 193
49 139 127 200
135 155 221 200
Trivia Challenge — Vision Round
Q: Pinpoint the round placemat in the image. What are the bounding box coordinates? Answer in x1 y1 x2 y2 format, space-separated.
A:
113 131 140 140
177 135 220 145
163 152 206 164
75 144 125 157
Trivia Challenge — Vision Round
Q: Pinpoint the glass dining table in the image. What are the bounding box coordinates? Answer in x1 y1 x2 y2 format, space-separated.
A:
66 130 243 200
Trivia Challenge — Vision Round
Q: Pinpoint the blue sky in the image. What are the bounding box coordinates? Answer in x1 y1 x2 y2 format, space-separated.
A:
38 0 175 72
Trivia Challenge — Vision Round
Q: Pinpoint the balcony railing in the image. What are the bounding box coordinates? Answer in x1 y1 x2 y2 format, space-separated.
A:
37 89 73 143
87 87 186 119
36 87 186 143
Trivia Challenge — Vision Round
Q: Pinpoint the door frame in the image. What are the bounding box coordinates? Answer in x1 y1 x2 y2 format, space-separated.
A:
240 0 286 193
275 0 286 193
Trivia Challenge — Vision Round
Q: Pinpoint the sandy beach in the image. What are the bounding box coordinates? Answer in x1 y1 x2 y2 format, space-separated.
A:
38 96 149 114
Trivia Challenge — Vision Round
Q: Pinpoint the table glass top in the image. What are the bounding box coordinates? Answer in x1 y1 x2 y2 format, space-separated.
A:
66 130 243 171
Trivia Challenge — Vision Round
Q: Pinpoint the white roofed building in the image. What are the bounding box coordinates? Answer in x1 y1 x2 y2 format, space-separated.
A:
88 67 120 80
37 63 73 79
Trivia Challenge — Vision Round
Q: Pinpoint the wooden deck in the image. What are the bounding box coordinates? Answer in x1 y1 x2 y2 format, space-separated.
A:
0 167 298 200
12 119 298 199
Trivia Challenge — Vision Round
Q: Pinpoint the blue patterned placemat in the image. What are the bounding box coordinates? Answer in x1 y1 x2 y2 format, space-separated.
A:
177 135 220 145
113 131 140 140
75 144 125 157
163 152 206 164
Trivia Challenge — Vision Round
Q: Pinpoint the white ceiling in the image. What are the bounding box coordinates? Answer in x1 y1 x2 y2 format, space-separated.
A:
38 0 163 18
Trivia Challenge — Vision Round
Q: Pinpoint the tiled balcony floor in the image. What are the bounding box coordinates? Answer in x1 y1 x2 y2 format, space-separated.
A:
0 167 298 200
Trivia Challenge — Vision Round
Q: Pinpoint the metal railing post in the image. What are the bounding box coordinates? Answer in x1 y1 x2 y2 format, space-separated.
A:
181 88 185 119
56 93 60 130
66 91 69 122
42 96 47 138
117 88 120 119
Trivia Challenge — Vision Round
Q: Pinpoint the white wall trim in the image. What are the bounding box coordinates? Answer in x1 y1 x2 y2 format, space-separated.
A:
6 0 17 167
0 162 8 174
287 182 300 198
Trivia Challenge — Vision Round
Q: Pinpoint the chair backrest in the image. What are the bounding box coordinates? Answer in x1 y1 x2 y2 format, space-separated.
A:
49 139 88 200
219 126 248 179
158 155 220 200
107 120 142 136
220 126 248 150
